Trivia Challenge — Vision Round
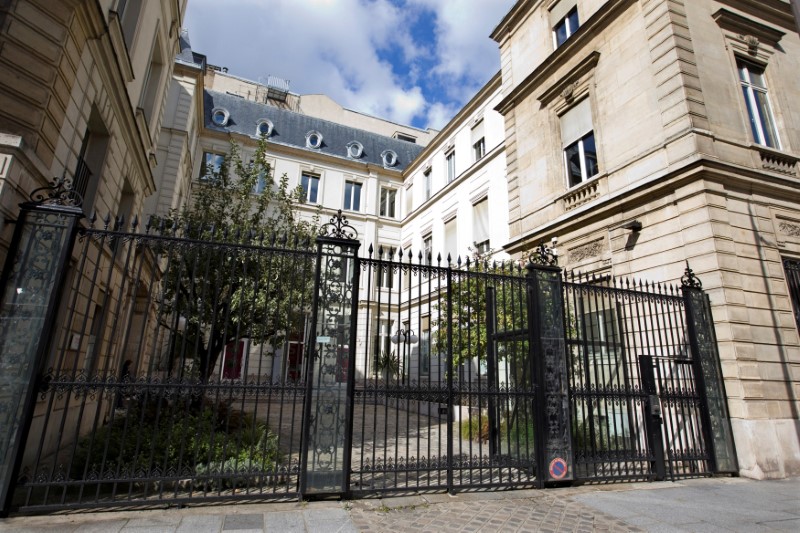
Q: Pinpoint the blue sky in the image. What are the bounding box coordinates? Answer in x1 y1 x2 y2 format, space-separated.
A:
184 0 517 130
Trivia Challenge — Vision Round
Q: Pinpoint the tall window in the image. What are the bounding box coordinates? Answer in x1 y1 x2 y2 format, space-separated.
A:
423 234 432 265
473 198 490 254
446 151 456 183
140 35 165 127
343 180 362 211
75 106 110 213
473 137 486 161
738 60 779 149
423 169 432 200
201 152 225 182
118 0 143 50
553 5 580 47
301 172 320 203
444 217 458 262
420 315 431 377
560 98 598 187
380 187 397 218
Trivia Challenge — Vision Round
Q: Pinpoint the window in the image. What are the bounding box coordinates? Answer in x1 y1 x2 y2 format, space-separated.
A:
444 217 458 261
380 187 397 218
738 60 779 149
564 132 598 187
560 98 598 187
378 246 394 289
347 141 363 159
141 36 166 126
343 180 362 211
118 0 142 50
201 152 225 182
473 198 490 254
301 172 319 203
306 130 323 149
252 162 268 194
420 315 430 377
446 151 456 183
211 107 229 126
423 234 432 265
394 133 416 143
473 137 486 161
423 169 432 200
256 119 273 137
553 5 580 47
381 150 398 167
75 105 110 213
405 185 413 215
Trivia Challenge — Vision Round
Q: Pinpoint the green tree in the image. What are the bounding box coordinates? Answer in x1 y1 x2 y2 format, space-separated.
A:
158 138 319 381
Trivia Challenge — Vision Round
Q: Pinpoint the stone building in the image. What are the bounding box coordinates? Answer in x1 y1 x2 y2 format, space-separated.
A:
490 0 799 478
0 0 186 262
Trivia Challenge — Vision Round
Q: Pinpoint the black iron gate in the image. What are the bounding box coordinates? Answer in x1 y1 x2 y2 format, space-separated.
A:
0 193 738 514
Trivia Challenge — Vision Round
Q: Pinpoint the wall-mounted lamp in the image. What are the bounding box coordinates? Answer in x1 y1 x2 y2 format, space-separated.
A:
621 220 643 232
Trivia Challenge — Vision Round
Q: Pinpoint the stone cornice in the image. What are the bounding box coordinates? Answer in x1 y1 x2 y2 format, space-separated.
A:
712 8 786 47
495 0 635 115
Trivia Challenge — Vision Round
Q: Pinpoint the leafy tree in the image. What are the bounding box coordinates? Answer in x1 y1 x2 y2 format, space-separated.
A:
157 137 319 381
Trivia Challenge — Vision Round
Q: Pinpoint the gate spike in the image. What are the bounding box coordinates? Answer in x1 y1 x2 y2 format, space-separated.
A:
145 215 153 234
447 253 452 266
378 245 384 258
464 256 469 269
436 252 442 265
131 215 139 232
418 250 423 264
102 213 111 230
368 243 374 256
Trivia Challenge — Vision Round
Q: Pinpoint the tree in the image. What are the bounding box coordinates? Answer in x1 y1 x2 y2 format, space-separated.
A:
157 137 319 381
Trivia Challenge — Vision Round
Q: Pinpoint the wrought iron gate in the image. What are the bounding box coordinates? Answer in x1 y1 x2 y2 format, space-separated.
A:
0 194 738 514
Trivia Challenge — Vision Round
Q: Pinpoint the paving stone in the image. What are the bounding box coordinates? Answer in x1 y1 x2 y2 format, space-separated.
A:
223 513 263 530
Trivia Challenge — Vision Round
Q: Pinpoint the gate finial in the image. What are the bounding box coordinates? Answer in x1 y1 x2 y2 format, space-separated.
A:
319 209 358 240
681 261 703 289
29 176 83 207
526 240 558 267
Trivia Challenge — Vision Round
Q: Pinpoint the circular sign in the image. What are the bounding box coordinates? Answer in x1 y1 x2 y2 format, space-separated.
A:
549 457 568 480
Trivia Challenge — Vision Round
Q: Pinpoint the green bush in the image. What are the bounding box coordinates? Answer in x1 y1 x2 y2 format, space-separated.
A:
70 399 282 484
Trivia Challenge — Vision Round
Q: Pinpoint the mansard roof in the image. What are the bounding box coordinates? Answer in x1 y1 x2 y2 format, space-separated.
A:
203 90 424 171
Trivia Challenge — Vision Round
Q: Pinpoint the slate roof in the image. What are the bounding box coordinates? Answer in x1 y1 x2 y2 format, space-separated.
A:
203 90 424 171
175 30 205 69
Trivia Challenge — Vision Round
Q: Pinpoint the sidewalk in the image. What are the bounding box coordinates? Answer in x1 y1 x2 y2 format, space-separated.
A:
0 477 797 532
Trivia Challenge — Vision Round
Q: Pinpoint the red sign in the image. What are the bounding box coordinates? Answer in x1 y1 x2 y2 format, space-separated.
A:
549 457 568 480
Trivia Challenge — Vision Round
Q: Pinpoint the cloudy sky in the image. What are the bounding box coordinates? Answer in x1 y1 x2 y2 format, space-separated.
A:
184 0 516 130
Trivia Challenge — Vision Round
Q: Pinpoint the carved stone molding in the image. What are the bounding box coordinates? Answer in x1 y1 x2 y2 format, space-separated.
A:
568 238 605 263
778 221 800 238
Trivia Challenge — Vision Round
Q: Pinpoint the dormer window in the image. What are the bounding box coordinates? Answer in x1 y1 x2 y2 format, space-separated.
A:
211 107 229 126
346 141 363 159
306 130 323 149
256 119 273 137
381 150 398 167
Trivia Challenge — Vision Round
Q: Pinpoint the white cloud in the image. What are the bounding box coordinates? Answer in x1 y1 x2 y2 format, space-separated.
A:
184 0 515 129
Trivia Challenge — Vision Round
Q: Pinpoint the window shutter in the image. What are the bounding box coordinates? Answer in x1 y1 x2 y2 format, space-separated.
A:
560 97 593 147
473 199 489 244
444 218 458 260
549 0 578 26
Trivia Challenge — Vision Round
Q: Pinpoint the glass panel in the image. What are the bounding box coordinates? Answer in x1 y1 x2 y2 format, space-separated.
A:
352 183 361 211
753 90 778 148
379 188 387 216
748 67 766 89
582 132 599 178
565 142 583 187
567 8 580 35
343 182 352 210
555 20 568 47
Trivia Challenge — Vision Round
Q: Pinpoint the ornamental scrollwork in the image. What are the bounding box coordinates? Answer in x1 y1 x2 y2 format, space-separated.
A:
29 176 83 207
681 261 702 289
526 241 558 267
319 209 358 240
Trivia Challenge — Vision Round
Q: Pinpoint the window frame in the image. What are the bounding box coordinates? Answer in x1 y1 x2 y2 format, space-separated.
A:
200 151 225 182
300 172 320 203
423 168 432 200
563 131 598 188
423 234 433 265
737 59 780 149
446 151 456 183
343 180 362 212
473 137 486 161
553 6 580 48
379 187 397 218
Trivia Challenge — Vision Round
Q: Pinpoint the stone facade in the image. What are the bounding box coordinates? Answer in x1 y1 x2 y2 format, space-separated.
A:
492 0 800 478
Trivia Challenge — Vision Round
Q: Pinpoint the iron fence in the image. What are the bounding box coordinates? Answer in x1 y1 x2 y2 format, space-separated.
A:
11 218 316 511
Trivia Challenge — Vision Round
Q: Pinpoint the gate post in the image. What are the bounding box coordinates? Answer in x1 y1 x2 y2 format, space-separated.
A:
526 243 573 486
681 263 738 474
0 179 83 516
299 211 360 498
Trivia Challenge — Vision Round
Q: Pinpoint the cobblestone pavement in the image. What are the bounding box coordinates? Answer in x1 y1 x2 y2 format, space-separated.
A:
349 491 642 533
1 477 797 532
